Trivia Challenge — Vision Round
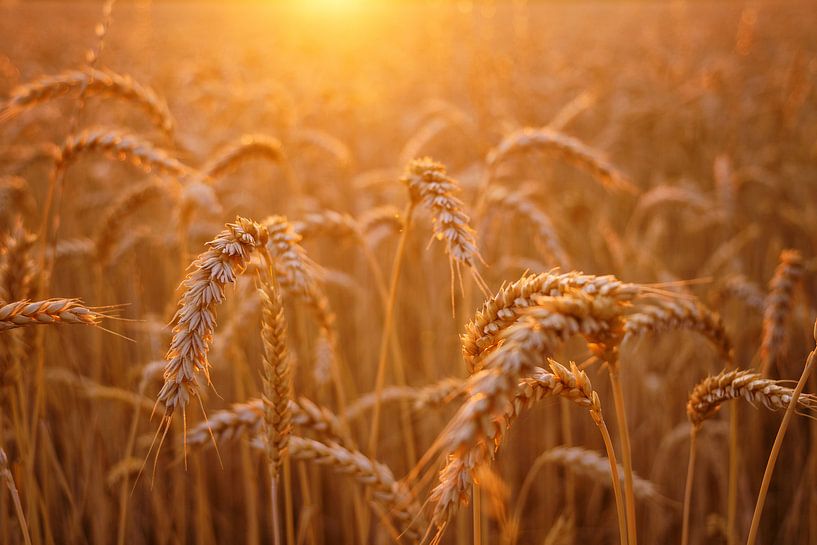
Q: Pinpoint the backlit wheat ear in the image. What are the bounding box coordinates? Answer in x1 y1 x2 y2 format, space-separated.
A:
344 377 464 421
263 215 340 387
290 128 353 171
186 397 344 449
716 274 765 312
487 127 636 194
760 249 803 375
94 180 168 266
484 185 570 268
0 67 175 137
0 298 106 331
250 435 426 543
0 217 37 301
686 369 817 428
461 271 637 373
157 217 269 418
401 157 485 295
536 446 664 503
432 277 639 527
292 209 362 242
57 127 196 178
0 176 34 230
623 296 734 364
259 281 292 481
202 134 286 179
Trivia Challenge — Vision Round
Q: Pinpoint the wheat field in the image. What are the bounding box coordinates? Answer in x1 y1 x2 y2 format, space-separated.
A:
1 1 817 544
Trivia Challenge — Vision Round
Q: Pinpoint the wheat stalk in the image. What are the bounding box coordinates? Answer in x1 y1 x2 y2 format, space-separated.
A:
0 448 32 545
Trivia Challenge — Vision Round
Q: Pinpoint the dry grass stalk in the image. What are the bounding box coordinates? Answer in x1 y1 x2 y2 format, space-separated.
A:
57 127 195 178
251 435 426 543
259 281 292 481
157 217 269 417
487 127 635 194
686 369 817 428
0 67 175 136
760 249 803 375
0 298 104 331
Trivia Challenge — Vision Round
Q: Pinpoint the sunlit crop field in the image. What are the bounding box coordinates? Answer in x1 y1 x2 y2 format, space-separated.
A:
1 1 817 544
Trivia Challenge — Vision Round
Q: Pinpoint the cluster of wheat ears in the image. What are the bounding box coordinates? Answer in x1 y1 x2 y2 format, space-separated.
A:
1 2 817 545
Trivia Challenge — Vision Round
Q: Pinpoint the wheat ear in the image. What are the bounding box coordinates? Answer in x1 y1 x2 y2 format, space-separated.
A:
157 217 269 418
487 127 636 194
251 435 426 543
259 281 292 482
0 299 105 331
760 249 803 375
0 67 175 136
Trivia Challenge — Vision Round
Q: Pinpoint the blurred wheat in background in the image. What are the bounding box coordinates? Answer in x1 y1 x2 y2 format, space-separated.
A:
1 0 817 544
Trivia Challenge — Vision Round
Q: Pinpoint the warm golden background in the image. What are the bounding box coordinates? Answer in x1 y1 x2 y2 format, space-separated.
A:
1 1 817 545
